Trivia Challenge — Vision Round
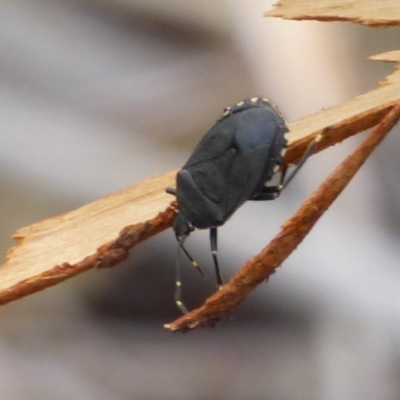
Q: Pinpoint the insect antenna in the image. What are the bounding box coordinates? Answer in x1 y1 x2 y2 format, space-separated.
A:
210 227 223 288
174 236 188 314
174 236 207 314
177 237 206 279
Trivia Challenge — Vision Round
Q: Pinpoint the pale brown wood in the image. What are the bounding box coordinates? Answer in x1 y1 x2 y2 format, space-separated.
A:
1 50 400 307
0 172 177 304
287 51 400 161
267 0 400 26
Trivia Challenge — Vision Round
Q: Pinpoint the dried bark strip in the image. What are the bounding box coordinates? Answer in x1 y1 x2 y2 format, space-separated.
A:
0 206 175 305
0 172 177 305
165 104 400 332
267 0 400 27
286 51 400 162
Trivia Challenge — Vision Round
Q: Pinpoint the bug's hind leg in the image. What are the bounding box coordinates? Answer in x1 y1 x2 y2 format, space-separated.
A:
281 131 325 189
251 165 288 201
251 130 325 201
166 187 176 196
210 227 223 288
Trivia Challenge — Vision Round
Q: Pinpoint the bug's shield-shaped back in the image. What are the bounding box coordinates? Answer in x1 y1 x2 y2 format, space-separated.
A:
176 106 288 229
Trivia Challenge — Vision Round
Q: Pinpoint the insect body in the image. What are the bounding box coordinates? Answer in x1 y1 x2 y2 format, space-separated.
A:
167 97 317 313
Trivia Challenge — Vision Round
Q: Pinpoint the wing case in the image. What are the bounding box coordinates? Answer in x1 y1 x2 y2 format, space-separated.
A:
176 100 288 229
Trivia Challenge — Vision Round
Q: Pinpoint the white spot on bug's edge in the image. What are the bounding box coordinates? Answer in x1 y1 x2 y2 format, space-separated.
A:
273 165 280 173
262 98 270 103
236 101 244 106
250 97 259 102
176 281 182 287
284 133 291 141
280 148 287 157
314 133 323 142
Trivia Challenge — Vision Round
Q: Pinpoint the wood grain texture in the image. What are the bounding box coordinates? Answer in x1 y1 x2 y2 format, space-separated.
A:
1 51 400 307
267 0 400 26
0 172 176 304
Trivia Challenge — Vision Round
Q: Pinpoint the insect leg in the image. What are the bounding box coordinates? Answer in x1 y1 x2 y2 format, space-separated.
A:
281 131 324 190
253 131 324 201
210 227 223 288
250 165 288 201
166 187 176 196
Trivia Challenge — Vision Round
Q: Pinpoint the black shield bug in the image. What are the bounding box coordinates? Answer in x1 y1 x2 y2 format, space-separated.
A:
167 97 321 313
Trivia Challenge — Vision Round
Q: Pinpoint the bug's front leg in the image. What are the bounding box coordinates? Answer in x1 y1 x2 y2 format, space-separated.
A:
166 187 176 196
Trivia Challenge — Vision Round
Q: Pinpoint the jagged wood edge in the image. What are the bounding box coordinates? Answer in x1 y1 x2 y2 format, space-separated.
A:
266 0 400 27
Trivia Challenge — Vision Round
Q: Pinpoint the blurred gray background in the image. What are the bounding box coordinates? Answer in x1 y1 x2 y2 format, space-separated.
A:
1 1 400 399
